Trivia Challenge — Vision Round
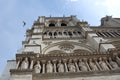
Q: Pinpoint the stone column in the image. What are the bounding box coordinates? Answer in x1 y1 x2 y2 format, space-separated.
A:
63 59 68 72
30 60 34 69
41 60 46 73
53 60 57 73
93 58 102 71
16 60 20 69
73 59 80 72
103 57 112 70
83 58 91 71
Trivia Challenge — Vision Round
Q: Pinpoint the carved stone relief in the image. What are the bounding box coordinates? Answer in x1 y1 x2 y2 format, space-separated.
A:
34 61 41 73
46 60 53 73
58 43 74 53
57 60 64 72
20 57 29 69
98 57 109 70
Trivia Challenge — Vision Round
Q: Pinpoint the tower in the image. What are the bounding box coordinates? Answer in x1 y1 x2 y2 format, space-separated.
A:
1 15 120 80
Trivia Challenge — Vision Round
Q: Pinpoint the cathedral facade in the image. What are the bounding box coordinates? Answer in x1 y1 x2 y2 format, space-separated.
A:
1 15 120 80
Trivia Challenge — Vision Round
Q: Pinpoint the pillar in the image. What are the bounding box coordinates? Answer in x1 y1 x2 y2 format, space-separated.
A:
83 58 91 71
16 60 20 69
30 60 34 69
103 57 112 70
41 60 46 73
73 59 80 72
53 60 57 73
63 59 68 72
93 58 102 71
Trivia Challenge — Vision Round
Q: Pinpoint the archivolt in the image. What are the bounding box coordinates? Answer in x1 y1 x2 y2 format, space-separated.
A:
42 41 96 54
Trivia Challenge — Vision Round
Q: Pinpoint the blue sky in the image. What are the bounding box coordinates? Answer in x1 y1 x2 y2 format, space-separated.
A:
0 0 120 76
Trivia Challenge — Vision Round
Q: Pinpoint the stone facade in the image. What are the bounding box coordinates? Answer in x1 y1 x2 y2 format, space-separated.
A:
1 15 120 80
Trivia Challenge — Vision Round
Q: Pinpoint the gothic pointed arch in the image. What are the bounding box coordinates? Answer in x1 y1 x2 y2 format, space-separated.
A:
42 41 96 54
60 20 68 26
48 20 56 27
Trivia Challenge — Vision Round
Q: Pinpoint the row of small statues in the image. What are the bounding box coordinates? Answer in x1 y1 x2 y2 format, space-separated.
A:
18 56 120 73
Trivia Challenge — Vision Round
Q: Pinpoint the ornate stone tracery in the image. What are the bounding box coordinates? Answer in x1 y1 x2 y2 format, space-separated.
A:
58 43 74 52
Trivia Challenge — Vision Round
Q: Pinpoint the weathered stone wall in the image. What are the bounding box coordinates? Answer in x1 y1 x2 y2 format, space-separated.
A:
48 75 120 80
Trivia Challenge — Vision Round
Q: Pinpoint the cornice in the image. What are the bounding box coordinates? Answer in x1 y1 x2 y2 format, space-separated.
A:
16 52 111 61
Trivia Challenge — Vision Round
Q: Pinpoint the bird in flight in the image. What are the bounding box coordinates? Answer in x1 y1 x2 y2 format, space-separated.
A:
23 21 26 27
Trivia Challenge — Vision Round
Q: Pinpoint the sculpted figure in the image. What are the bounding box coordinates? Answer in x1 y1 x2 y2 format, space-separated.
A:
21 57 29 69
67 59 76 72
109 57 119 70
116 56 120 66
89 59 98 71
99 57 109 70
46 60 53 73
78 59 88 71
57 60 64 72
34 61 41 73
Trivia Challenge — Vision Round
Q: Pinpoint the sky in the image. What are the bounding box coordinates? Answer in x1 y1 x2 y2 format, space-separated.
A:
0 0 120 76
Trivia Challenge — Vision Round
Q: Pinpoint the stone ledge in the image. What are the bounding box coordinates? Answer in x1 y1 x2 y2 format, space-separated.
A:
10 69 120 79
16 52 110 58
10 69 33 75
33 70 120 79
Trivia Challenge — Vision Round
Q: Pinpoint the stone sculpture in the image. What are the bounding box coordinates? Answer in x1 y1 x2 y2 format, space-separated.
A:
21 57 29 69
109 57 119 70
78 59 88 71
116 56 120 66
89 59 98 71
46 60 53 73
57 60 64 72
67 59 76 72
99 57 109 70
34 61 41 73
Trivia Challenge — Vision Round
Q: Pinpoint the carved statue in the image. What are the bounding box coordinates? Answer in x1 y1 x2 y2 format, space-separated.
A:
116 56 120 66
89 59 98 71
109 57 119 70
78 59 88 71
46 60 53 73
98 57 109 70
57 60 64 72
21 57 29 69
67 59 76 72
34 61 41 73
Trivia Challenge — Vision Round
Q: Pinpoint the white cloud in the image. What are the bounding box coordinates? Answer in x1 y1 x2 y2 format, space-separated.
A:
95 0 120 17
